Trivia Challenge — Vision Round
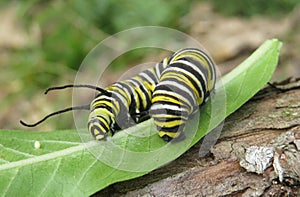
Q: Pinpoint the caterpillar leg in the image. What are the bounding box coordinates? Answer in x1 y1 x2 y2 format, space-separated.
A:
154 117 187 142
158 130 186 142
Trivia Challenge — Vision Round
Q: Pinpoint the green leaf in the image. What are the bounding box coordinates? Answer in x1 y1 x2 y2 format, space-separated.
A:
0 39 282 196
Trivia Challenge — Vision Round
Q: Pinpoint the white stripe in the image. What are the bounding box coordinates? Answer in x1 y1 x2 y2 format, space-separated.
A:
113 93 129 109
113 82 134 106
152 89 192 112
126 79 147 97
173 60 208 88
168 66 206 92
120 80 141 109
155 63 163 79
157 80 197 105
118 81 134 96
129 78 149 109
126 79 140 89
169 48 216 84
150 103 185 112
139 72 156 86
96 95 114 101
115 83 131 101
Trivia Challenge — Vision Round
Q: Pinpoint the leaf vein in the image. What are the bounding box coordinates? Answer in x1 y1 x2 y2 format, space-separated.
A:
39 158 62 196
1 144 35 158
2 168 19 196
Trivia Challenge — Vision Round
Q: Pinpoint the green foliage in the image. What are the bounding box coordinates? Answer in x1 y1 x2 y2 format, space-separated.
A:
69 0 192 34
0 0 192 130
4 0 192 92
210 0 299 17
16 0 192 72
17 1 100 71
0 39 282 196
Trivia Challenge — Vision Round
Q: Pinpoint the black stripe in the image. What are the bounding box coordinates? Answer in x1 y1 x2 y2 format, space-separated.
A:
141 69 158 84
154 116 184 123
156 62 166 78
92 96 113 105
150 105 189 117
91 106 114 115
158 61 166 72
156 124 185 133
88 118 109 135
92 93 122 115
167 64 204 98
122 80 143 111
152 92 190 107
162 67 204 99
96 116 110 131
117 81 136 112
168 60 208 93
154 79 196 106
92 97 113 104
131 78 151 111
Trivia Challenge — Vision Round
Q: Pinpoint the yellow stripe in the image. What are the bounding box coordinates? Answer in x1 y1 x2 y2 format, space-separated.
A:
169 50 215 91
91 129 99 135
162 57 169 66
143 81 155 95
89 108 114 125
133 90 140 110
110 85 131 103
90 122 102 135
160 72 199 100
97 116 110 131
189 52 215 91
131 79 148 109
88 124 95 134
152 95 181 105
152 92 193 114
88 117 109 138
92 100 119 114
177 69 204 103
158 131 180 139
154 119 185 128
123 81 140 110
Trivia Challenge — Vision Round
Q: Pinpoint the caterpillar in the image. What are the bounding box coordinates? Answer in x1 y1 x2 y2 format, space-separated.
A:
150 48 216 142
20 48 216 142
20 58 169 140
87 58 169 140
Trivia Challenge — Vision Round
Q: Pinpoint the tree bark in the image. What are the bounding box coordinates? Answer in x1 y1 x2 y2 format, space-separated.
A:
96 78 300 197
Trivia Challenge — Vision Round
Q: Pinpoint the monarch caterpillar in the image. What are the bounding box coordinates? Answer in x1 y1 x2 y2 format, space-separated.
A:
87 58 169 140
20 58 169 140
20 48 216 142
150 48 216 142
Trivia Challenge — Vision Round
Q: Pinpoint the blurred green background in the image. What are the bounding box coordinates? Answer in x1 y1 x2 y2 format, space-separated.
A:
0 0 299 130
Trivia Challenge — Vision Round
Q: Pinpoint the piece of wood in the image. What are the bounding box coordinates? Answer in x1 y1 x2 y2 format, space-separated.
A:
95 79 300 197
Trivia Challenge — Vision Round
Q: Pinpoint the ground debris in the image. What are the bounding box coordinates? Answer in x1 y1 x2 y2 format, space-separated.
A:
240 132 300 184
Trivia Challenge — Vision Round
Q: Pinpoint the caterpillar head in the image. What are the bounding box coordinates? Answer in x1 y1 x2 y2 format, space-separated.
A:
88 110 113 140
88 116 109 140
